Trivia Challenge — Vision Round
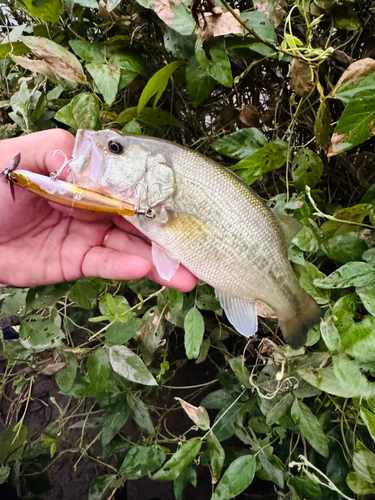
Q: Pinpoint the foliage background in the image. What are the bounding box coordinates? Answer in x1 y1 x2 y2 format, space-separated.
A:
2 0 375 499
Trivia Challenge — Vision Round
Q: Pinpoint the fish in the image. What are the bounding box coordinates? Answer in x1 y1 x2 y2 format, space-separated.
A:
1 160 139 217
69 128 322 349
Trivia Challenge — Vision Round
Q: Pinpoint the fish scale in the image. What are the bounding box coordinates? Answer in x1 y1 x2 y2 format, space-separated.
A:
70 129 322 348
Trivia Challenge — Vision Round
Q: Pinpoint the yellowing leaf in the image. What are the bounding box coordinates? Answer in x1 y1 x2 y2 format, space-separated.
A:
175 397 210 430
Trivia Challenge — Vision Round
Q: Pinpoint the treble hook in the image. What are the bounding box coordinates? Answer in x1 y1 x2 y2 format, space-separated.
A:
1 153 21 201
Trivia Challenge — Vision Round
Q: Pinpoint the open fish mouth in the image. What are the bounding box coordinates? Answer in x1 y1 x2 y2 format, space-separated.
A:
70 129 103 182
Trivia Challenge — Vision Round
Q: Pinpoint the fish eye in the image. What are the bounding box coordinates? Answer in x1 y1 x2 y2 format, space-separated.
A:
108 141 123 154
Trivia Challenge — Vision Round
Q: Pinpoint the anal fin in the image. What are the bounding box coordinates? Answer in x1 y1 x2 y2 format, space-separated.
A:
215 289 258 338
152 242 180 281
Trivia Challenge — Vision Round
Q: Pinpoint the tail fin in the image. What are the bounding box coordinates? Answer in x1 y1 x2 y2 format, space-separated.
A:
278 295 322 349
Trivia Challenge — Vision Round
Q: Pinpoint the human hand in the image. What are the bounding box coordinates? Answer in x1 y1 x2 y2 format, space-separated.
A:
0 129 197 291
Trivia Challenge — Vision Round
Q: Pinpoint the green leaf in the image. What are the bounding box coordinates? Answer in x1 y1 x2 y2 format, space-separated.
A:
0 424 28 464
335 67 375 104
87 348 111 393
122 119 142 135
329 90 375 155
294 261 330 305
0 42 28 58
120 445 166 480
299 365 366 398
211 455 256 500
20 0 61 22
55 353 78 392
184 308 205 359
265 392 295 426
108 345 158 386
288 476 322 500
212 128 267 160
102 399 131 447
68 277 106 309
292 218 321 253
292 149 324 192
186 56 216 107
341 315 375 360
332 354 369 397
55 92 101 130
321 231 368 264
232 139 288 185
88 474 116 500
19 316 64 351
315 100 331 150
105 318 140 346
135 0 195 35
116 106 183 130
320 316 341 351
127 393 155 434
209 38 232 87
21 36 86 83
109 50 148 77
138 60 184 114
331 293 357 332
98 294 130 322
86 64 120 106
0 287 28 317
291 399 329 457
0 465 10 485
241 11 277 45
174 467 197 500
164 27 196 59
69 40 105 64
229 358 251 388
207 432 225 484
358 292 375 316
313 261 375 289
347 471 375 495
152 439 202 481
360 407 375 442
353 441 375 483
258 452 284 489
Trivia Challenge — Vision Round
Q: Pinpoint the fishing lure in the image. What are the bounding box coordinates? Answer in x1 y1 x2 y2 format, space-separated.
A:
0 153 155 218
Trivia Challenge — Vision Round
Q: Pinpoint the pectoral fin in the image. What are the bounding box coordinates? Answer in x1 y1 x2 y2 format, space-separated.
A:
152 242 180 281
215 289 258 338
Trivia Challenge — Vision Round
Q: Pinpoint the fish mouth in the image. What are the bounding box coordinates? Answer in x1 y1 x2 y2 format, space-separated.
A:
70 129 103 182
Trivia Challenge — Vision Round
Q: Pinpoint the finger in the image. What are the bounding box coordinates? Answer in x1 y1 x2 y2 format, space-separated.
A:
104 227 197 292
0 129 75 176
82 246 151 280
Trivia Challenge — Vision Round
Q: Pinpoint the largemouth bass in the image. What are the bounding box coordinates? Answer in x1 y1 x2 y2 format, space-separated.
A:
70 129 321 349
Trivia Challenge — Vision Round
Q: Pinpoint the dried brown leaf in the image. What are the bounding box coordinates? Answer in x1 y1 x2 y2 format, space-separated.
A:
11 55 54 79
330 58 375 98
239 104 260 128
289 59 314 97
327 132 349 157
198 10 242 41
254 0 286 27
40 362 66 376
20 36 86 84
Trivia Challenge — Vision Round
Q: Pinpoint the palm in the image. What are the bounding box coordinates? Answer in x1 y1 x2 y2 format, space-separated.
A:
0 130 196 291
